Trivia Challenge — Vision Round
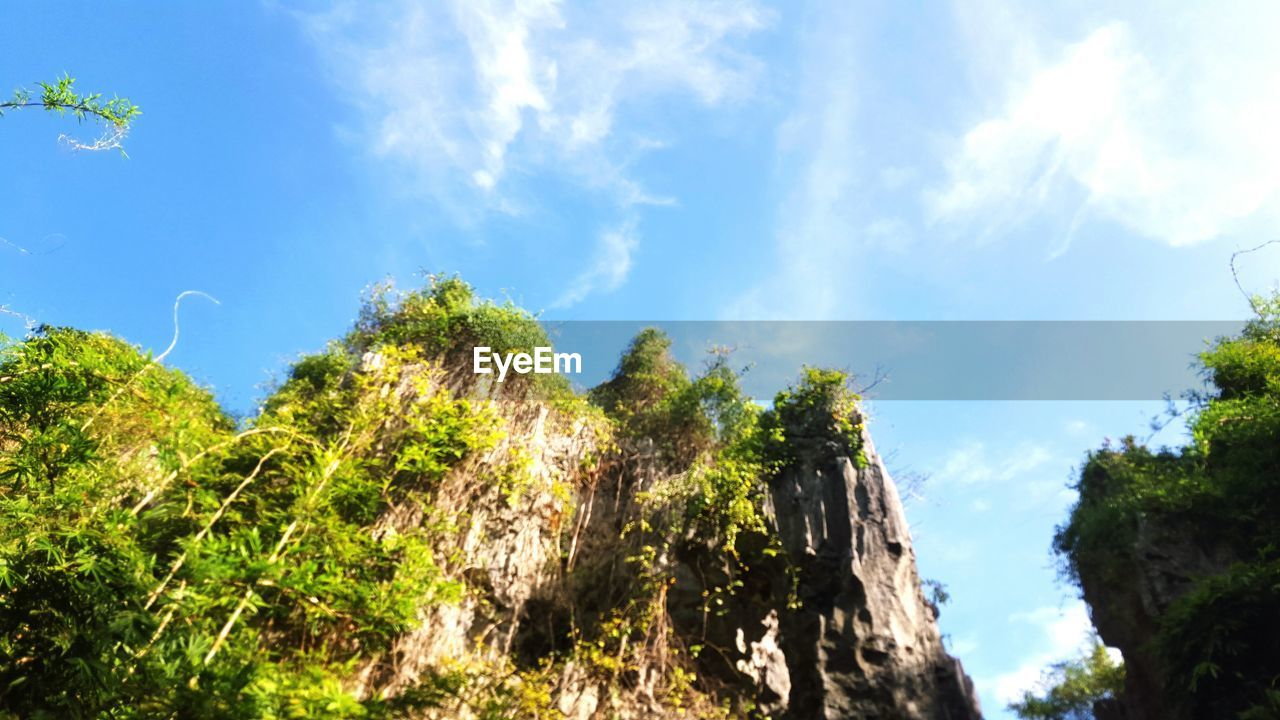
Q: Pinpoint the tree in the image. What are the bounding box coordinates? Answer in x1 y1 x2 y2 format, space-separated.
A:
1051 292 1280 717
1 73 139 153
1010 641 1125 720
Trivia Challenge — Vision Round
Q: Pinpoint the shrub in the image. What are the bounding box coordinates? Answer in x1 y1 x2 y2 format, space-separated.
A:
1053 293 1280 717
1009 641 1125 720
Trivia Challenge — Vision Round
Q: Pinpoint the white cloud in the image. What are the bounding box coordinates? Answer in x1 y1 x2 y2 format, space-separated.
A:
302 0 768 305
1009 604 1095 658
726 0 864 319
985 601 1117 707
552 221 638 308
939 440 1052 486
880 165 915 191
863 217 912 254
933 3 1280 251
303 0 768 201
1065 419 1090 435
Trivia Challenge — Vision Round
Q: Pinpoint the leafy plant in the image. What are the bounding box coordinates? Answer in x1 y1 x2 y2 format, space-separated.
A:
0 307 512 715
1053 293 1280 717
2 74 140 153
923 579 950 608
1009 641 1125 720
0 280 892 719
758 366 866 470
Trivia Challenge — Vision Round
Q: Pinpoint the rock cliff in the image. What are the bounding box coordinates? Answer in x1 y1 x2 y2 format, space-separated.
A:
1055 299 1280 718
1075 513 1240 720
0 281 984 719
361 350 983 719
763 430 981 719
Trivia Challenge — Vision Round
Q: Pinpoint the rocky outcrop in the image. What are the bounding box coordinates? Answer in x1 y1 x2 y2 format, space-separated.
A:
338 370 606 708
621 423 982 718
760 429 981 720
357 366 981 718
1079 514 1239 720
362 400 600 698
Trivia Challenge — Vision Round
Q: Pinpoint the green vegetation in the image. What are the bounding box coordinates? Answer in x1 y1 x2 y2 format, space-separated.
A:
758 366 866 470
565 329 783 715
543 342 871 717
0 278 875 718
1052 294 1280 718
0 328 499 718
1009 641 1125 720
597 343 864 563
589 329 755 465
351 276 583 411
922 579 951 609
0 281 564 718
2 74 140 153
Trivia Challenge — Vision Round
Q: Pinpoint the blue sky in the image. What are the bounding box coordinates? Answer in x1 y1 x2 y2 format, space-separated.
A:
4 1 1280 716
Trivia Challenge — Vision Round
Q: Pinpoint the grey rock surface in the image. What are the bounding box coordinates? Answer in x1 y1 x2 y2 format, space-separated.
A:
763 429 983 719
354 367 982 718
1081 514 1238 720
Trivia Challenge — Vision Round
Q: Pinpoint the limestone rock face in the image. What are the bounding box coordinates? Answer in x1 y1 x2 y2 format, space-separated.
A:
356 398 601 702
1081 514 1238 720
357 369 981 718
762 429 982 720
736 610 791 716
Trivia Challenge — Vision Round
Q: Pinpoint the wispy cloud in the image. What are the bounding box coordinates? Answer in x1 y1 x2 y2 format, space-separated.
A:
1064 419 1091 436
305 0 769 198
726 0 865 319
932 3 1280 252
982 601 1116 707
939 440 1052 486
552 220 638 308
301 0 769 304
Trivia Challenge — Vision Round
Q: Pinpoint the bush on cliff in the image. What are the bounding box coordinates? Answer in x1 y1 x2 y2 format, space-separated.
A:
0 283 536 718
0 278 881 719
1052 294 1280 718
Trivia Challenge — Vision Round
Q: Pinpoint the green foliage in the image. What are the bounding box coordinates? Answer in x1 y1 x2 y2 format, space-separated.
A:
0 280 887 719
1053 439 1207 589
680 455 769 558
923 579 951 608
585 352 875 716
601 354 868 578
0 328 231 718
1009 641 1125 720
1054 293 1280 718
2 74 140 153
349 275 584 411
590 328 688 413
758 366 865 469
1154 559 1280 719
571 332 799 714
0 323 502 716
0 325 229 497
589 328 708 464
593 330 775 556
